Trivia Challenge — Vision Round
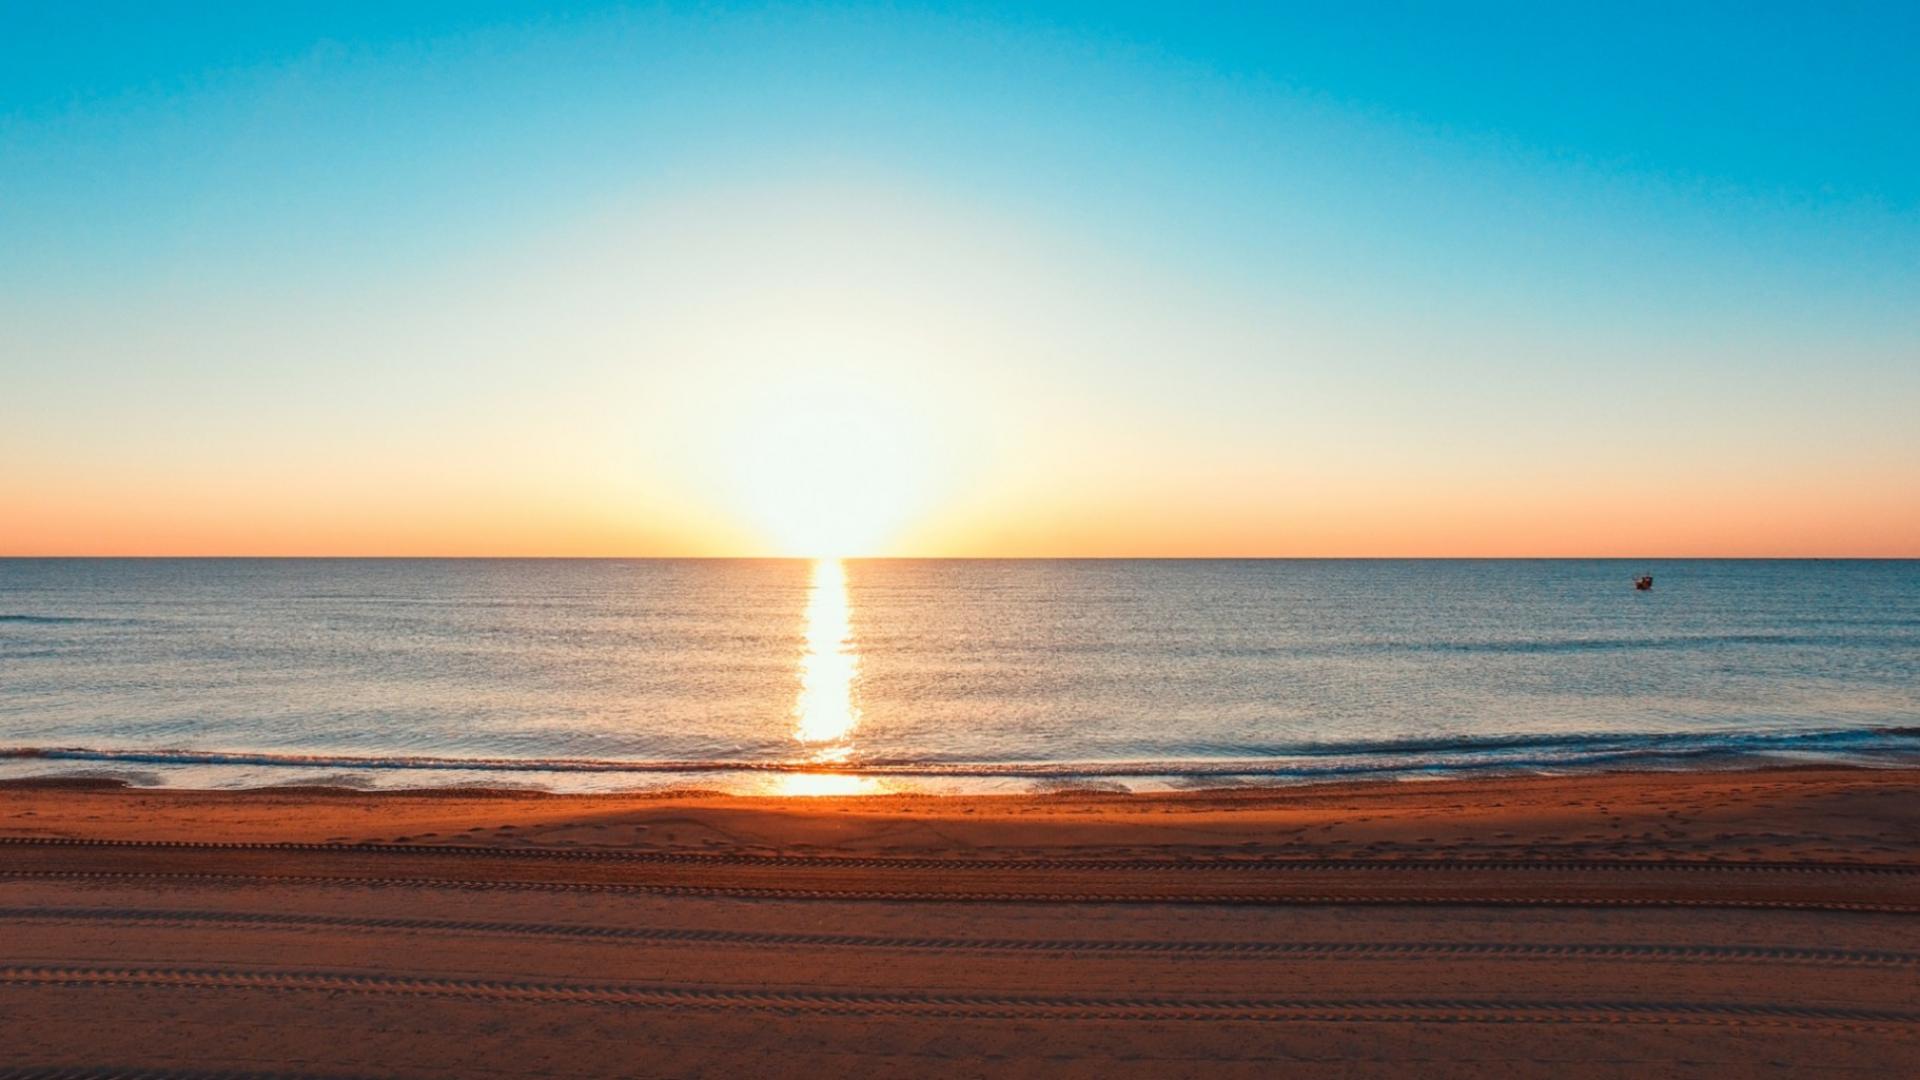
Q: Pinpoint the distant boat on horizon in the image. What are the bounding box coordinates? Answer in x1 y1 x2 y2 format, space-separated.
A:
1635 574 1654 591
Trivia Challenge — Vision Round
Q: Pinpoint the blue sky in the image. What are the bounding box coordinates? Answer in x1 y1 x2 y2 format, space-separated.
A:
3 3 1916 554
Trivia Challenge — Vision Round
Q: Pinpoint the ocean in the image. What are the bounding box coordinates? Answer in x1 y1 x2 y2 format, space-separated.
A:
2 558 1917 792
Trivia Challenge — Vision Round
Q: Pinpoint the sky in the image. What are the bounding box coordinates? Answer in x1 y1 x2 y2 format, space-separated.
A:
3 2 1917 556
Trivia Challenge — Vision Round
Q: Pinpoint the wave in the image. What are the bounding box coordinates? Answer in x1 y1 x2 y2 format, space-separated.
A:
1389 632 1916 655
879 632 1919 661
7 727 1920 783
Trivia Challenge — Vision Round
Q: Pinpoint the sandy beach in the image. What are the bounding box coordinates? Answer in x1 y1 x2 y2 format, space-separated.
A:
0 766 1916 1077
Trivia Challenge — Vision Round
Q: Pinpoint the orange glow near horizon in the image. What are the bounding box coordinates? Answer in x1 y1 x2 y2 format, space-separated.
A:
3 367 1917 558
4 476 1918 558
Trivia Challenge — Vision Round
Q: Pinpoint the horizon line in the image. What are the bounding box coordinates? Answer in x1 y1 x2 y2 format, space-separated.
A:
3 554 1915 562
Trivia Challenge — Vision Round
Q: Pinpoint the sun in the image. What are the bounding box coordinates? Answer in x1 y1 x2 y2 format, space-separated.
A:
718 374 941 556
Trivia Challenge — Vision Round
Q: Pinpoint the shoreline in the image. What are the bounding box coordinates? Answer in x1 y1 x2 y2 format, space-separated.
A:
3 756 1916 798
6 764 1917 863
7 727 1918 798
5 757 1917 792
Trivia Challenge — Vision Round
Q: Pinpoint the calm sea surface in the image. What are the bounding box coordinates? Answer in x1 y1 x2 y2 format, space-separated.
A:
3 559 1917 792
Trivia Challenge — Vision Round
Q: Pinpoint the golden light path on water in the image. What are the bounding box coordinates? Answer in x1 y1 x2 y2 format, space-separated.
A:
780 558 881 796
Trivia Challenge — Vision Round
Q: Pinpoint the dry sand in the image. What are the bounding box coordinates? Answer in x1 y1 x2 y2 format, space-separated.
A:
2 766 1917 1077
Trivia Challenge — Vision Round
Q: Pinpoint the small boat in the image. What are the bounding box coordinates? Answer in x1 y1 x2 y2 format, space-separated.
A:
1634 575 1654 591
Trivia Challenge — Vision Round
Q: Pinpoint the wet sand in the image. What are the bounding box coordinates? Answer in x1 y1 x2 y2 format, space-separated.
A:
3 767 1918 1077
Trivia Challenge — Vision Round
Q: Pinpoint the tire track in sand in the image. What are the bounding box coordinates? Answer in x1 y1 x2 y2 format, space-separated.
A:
7 870 1919 913
3 838 1914 877
2 965 1917 1031
4 907 1917 968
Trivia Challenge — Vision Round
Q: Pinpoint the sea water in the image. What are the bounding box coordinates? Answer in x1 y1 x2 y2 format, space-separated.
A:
2 559 1917 792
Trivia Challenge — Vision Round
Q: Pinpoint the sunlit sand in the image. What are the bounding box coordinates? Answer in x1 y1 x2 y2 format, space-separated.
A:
4 768 1918 1076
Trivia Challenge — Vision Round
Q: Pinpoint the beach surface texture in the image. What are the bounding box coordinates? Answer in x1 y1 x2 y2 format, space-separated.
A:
3 766 1918 1077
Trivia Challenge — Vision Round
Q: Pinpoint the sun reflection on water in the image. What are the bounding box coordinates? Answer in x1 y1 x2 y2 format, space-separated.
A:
772 771 882 797
792 558 860 772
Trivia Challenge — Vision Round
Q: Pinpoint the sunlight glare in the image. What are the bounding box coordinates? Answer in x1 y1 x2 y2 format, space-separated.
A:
772 772 883 796
793 557 860 749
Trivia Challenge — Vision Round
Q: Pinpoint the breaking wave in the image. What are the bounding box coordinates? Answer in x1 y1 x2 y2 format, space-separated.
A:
7 726 1920 786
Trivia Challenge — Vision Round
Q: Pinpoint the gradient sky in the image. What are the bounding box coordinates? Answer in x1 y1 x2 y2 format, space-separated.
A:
4 2 1917 556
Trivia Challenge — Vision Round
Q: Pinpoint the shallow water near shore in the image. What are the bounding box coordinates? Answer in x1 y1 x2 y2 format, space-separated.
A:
3 558 1917 792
